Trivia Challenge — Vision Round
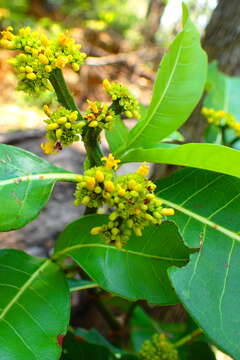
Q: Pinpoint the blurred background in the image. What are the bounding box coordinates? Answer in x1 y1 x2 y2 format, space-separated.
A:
0 1 238 359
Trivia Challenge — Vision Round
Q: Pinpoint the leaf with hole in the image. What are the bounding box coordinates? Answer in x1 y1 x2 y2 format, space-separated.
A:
54 215 192 305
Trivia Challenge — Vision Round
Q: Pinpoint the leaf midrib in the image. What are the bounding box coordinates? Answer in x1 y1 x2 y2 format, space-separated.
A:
0 259 51 321
157 197 240 244
126 29 185 148
0 172 80 186
53 243 188 262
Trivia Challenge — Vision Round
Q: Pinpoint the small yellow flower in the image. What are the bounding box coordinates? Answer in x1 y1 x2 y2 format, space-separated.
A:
86 177 96 191
40 140 56 155
101 154 120 170
137 163 149 177
55 56 68 69
103 79 111 91
43 104 51 117
39 54 49 65
161 208 175 216
104 180 115 192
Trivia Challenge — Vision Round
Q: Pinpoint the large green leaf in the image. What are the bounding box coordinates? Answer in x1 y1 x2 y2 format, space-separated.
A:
155 168 240 358
120 143 240 178
0 249 70 360
53 215 192 305
0 144 78 231
123 4 207 151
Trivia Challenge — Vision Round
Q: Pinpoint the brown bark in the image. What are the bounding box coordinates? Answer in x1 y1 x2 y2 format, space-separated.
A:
142 0 167 44
202 0 240 76
182 0 240 142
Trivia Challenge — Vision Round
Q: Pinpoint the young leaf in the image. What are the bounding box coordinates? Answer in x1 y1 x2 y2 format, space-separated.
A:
0 249 70 360
63 330 138 359
130 307 158 352
0 144 79 231
120 143 240 179
156 168 240 359
54 215 192 305
124 4 207 151
105 115 129 153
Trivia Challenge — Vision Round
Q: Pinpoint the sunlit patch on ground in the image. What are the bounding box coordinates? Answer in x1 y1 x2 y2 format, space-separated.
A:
0 104 44 132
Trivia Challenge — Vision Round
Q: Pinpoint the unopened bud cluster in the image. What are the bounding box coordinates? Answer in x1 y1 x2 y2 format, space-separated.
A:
103 79 140 119
84 100 115 130
202 107 240 136
139 334 179 360
74 155 174 248
41 105 85 154
0 26 86 93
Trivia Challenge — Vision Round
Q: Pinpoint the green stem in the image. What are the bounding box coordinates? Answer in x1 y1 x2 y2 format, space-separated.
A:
50 69 81 114
220 125 227 146
174 328 203 348
50 68 103 167
83 128 103 167
228 136 239 147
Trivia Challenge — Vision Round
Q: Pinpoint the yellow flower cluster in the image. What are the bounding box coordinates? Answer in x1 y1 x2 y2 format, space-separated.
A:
84 100 115 130
0 26 86 93
139 334 179 360
103 79 140 119
41 105 85 154
74 155 174 248
202 107 240 136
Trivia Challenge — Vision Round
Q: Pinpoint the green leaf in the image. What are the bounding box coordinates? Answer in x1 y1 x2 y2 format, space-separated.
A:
62 332 115 360
180 341 216 360
67 279 98 292
0 144 78 231
155 168 240 358
54 215 192 305
162 131 185 143
62 330 139 359
204 124 221 144
205 64 240 121
130 307 158 351
0 249 70 360
123 4 207 151
120 143 240 179
105 115 129 153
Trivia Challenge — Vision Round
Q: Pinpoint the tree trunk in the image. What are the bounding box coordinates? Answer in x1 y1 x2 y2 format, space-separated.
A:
182 0 240 142
202 0 240 76
142 0 167 44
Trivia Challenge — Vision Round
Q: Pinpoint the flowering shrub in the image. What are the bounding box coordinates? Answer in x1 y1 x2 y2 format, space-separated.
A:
0 5 240 360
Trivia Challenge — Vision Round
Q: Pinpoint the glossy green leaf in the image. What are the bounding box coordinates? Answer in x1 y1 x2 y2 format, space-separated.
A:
130 307 158 352
54 215 192 305
162 131 184 143
0 144 78 231
62 332 115 360
120 143 240 178
123 4 207 150
67 279 98 292
155 168 240 358
204 124 221 144
0 249 70 360
63 330 139 359
205 64 240 121
105 115 129 153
